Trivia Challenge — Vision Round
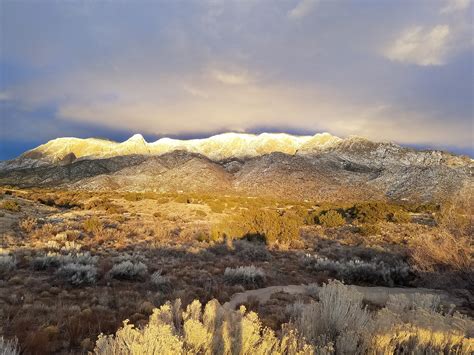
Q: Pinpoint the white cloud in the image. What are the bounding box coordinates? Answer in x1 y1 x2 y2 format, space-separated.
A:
441 0 470 13
211 70 252 85
288 0 319 19
384 25 451 66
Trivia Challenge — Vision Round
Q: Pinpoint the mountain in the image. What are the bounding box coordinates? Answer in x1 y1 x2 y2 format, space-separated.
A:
0 133 472 202
3 132 340 169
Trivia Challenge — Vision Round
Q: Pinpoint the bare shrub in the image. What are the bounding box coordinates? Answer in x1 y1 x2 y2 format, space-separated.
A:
436 186 473 236
409 230 473 288
224 265 266 288
19 217 37 233
35 222 59 238
411 230 472 272
109 261 148 281
83 217 103 234
94 299 314 354
150 270 171 292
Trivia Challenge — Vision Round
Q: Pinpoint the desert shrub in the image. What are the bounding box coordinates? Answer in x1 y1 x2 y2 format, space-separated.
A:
57 263 98 286
288 281 474 354
409 230 473 288
0 200 20 212
85 197 124 214
357 223 381 236
19 216 37 233
224 265 266 288
60 240 82 252
212 208 302 244
114 252 147 263
233 239 271 261
0 336 19 355
0 251 16 276
32 251 98 270
150 270 171 292
32 252 62 269
347 202 406 224
302 255 412 286
436 190 473 236
109 261 148 281
83 217 103 234
289 280 371 352
46 240 61 250
34 192 82 209
317 210 346 228
94 298 314 354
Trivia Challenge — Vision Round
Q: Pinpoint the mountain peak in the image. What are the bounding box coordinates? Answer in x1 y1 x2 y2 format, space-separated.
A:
124 134 147 144
7 132 346 166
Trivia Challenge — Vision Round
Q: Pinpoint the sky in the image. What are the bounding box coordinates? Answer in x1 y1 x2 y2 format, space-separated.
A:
0 0 473 160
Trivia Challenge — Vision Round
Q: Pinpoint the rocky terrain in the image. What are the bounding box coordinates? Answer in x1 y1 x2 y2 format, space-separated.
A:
1 133 471 203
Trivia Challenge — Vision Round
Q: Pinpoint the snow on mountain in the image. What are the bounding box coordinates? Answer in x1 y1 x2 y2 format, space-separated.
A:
17 132 342 164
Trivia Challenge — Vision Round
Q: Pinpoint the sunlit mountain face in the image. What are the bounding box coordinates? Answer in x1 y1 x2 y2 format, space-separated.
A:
14 132 341 163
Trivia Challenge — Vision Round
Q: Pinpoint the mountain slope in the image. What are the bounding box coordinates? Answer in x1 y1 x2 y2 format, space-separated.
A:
0 133 471 202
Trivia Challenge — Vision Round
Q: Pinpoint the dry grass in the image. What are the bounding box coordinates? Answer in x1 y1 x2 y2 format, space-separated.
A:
409 230 472 273
0 187 472 353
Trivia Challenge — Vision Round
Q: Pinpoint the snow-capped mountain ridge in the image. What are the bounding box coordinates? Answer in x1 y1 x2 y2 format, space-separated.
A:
20 132 342 163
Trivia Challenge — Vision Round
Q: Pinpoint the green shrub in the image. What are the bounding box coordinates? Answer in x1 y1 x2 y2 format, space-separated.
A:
317 210 346 227
348 202 410 224
211 208 302 244
348 202 390 224
0 200 20 212
357 224 381 236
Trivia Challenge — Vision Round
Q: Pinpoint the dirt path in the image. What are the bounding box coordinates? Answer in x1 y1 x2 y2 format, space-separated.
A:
224 284 468 310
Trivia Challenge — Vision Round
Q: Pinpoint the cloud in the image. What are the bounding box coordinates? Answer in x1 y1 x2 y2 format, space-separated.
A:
441 0 471 13
211 69 252 85
288 0 319 19
1 0 473 156
384 25 451 65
